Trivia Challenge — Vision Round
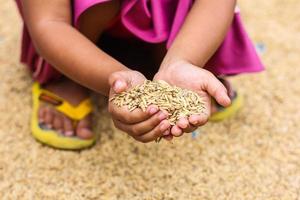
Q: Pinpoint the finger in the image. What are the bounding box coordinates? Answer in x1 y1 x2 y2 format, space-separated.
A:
109 104 158 124
135 120 171 143
130 111 168 136
112 119 131 134
189 114 209 127
114 112 169 137
176 117 196 133
147 105 160 115
183 124 197 133
177 117 189 129
163 134 173 141
206 73 231 107
108 72 129 93
171 125 183 137
163 128 171 136
180 121 197 133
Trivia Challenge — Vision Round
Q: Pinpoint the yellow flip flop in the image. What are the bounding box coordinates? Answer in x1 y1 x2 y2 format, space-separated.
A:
31 82 96 150
209 91 243 122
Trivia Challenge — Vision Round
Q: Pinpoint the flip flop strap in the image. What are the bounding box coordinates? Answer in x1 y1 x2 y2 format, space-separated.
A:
38 87 92 121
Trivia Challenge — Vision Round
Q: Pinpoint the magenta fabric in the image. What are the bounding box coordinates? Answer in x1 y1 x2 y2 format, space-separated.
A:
205 13 263 75
16 0 264 84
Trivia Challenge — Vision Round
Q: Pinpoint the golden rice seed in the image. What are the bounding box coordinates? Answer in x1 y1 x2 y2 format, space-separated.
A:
141 97 147 107
129 106 137 112
141 106 146 112
164 95 169 102
111 80 205 125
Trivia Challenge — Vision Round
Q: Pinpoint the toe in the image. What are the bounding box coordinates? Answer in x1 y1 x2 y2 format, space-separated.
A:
44 107 54 129
63 116 74 136
38 107 46 123
76 115 94 139
76 128 94 140
53 113 63 133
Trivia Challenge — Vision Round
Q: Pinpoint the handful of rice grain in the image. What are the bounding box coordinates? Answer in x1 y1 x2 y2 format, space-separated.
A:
110 80 206 125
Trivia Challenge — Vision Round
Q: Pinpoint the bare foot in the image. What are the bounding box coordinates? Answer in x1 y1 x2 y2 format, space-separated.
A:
38 78 94 139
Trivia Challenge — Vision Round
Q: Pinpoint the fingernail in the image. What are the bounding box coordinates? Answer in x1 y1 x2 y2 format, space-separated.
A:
181 124 188 129
148 107 158 115
226 96 231 104
39 119 44 123
114 80 124 91
179 119 188 128
190 119 198 125
64 131 74 136
158 112 167 120
222 91 231 104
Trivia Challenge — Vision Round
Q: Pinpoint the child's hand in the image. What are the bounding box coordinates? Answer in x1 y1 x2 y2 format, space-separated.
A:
108 70 171 143
154 60 231 137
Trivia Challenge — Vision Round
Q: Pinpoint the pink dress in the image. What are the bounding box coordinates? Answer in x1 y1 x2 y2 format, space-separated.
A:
16 0 264 84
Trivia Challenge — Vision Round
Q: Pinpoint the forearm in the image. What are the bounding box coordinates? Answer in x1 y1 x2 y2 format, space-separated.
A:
161 0 236 69
31 21 128 95
21 0 127 96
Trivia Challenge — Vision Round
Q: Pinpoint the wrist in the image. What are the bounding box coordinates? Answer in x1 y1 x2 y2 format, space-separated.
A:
155 58 187 85
160 56 187 71
161 43 208 70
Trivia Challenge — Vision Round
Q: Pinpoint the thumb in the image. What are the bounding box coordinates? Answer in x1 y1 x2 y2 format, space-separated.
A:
108 72 130 94
205 74 231 107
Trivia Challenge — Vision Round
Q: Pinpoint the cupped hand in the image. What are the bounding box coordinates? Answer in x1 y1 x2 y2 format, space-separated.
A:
108 70 171 143
154 60 231 137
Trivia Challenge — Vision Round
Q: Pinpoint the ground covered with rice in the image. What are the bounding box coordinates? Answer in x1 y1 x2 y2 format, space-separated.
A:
0 1 300 199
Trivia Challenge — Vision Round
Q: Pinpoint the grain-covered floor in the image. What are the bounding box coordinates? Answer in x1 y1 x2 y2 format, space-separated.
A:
1 1 300 199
